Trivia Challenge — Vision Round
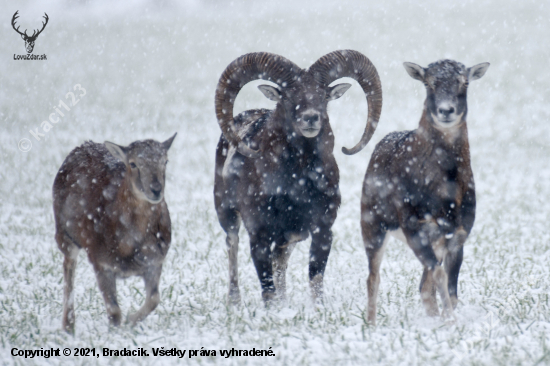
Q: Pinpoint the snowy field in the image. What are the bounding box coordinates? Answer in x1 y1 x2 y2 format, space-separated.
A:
1 0 550 364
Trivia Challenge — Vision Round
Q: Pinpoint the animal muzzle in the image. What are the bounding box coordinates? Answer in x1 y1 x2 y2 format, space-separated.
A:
149 181 163 202
433 102 461 126
297 112 322 137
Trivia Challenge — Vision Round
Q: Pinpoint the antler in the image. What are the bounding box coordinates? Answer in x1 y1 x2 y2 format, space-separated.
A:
11 11 49 40
32 13 49 39
11 11 27 37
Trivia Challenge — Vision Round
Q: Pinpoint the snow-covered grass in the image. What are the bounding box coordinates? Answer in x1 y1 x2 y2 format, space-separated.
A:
1 0 550 364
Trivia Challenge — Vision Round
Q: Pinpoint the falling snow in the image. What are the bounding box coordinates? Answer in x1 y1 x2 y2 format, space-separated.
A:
1 0 550 365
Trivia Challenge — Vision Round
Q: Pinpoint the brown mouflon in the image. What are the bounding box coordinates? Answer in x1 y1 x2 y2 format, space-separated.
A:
361 60 489 325
53 134 176 333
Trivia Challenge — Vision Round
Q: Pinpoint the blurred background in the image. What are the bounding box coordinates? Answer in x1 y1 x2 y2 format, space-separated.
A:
1 0 549 364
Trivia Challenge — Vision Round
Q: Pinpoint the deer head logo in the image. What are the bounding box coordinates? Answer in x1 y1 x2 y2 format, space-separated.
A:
12 11 49 54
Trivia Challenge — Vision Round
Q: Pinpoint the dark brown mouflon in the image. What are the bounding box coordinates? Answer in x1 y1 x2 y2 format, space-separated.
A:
214 50 383 305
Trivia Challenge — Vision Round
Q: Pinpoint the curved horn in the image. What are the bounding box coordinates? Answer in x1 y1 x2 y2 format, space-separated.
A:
309 50 382 155
215 52 300 158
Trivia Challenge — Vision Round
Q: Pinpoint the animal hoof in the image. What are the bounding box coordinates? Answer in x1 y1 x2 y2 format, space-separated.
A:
442 313 457 325
262 291 277 308
63 323 75 335
312 294 325 307
450 295 458 310
426 308 440 317
441 308 456 322
228 290 241 306
108 312 122 327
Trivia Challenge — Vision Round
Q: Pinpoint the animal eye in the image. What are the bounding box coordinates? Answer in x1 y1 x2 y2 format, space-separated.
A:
130 162 137 169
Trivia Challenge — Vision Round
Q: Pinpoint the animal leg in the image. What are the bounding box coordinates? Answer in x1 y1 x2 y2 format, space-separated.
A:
218 209 241 305
272 240 298 302
227 231 241 305
250 231 276 305
308 226 333 303
406 230 454 319
127 266 162 325
433 265 454 319
419 267 439 317
59 236 80 334
363 226 387 325
95 269 121 326
445 228 467 309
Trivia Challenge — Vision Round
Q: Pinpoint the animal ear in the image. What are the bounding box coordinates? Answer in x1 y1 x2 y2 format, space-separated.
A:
258 85 282 101
327 83 352 101
468 62 490 81
104 141 128 163
21 34 26 40
162 132 177 151
403 62 426 82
